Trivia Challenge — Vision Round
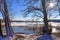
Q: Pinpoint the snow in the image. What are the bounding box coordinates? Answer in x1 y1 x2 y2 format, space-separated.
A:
15 34 60 40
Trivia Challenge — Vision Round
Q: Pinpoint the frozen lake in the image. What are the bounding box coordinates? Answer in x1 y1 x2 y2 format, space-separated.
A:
12 26 39 34
12 26 60 34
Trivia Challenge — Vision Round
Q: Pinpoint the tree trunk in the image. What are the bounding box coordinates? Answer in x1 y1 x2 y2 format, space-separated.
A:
3 0 13 36
41 0 51 34
42 0 48 27
0 19 3 36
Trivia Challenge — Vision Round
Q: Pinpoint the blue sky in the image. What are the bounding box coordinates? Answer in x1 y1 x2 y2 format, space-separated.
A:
0 0 26 20
0 0 60 20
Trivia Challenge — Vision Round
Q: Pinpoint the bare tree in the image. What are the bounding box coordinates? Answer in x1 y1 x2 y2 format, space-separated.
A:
0 0 13 36
23 0 50 34
22 0 60 34
41 0 49 34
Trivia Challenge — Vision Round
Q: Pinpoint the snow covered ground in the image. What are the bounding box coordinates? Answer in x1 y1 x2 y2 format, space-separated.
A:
52 35 60 40
16 34 60 40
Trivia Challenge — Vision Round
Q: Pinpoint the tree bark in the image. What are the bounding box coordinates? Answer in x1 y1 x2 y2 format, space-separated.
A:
0 19 3 36
3 0 13 36
41 0 51 34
